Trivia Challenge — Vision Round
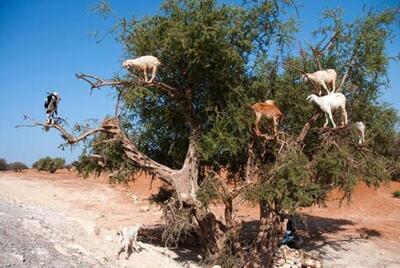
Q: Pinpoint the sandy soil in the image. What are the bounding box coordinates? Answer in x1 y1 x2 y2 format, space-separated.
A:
0 170 399 267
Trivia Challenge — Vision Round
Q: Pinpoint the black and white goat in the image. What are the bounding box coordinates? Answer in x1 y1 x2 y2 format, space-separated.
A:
44 92 61 124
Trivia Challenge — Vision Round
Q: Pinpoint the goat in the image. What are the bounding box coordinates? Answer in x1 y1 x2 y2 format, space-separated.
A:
355 121 365 144
306 93 348 128
250 100 284 136
116 224 142 260
44 92 61 124
301 69 337 95
122 55 161 83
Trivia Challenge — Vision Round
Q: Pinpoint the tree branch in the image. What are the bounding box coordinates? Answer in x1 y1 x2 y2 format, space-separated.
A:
336 47 359 92
16 116 104 144
296 111 321 144
306 41 323 70
75 73 181 98
305 31 338 71
75 73 128 92
285 62 321 93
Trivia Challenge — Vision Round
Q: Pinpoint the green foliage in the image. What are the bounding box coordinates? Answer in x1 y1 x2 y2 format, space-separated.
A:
7 162 28 172
83 0 399 203
196 175 221 207
32 157 65 173
75 132 140 183
0 158 7 171
115 0 298 174
246 149 322 212
78 0 400 263
393 190 400 198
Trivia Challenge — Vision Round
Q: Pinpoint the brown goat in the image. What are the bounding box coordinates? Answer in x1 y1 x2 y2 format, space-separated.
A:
250 100 284 136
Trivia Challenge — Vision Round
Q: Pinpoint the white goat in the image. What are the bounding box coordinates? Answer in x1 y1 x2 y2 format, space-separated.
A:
306 93 348 128
44 92 61 124
355 121 366 144
116 224 142 260
122 55 161 83
302 69 337 95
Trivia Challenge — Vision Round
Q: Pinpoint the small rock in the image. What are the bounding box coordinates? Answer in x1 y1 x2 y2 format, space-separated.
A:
10 253 24 263
275 258 286 266
286 259 294 265
104 235 113 241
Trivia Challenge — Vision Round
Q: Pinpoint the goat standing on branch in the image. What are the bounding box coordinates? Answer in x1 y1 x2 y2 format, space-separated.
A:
44 92 61 124
301 69 337 96
355 121 366 144
306 93 348 128
250 100 284 136
122 55 161 83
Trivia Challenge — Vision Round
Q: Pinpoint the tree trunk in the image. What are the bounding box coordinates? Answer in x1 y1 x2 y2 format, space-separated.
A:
244 202 284 268
173 137 200 204
193 208 228 257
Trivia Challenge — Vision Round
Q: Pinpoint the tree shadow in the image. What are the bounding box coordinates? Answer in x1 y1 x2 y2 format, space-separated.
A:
296 214 382 256
137 224 201 263
137 215 382 263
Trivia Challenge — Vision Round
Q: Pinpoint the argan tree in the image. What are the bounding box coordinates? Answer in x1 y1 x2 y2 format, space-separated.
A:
21 1 399 267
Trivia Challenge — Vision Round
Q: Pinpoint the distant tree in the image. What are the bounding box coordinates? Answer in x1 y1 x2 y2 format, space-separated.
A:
32 157 65 173
21 1 399 267
7 162 28 172
0 158 7 171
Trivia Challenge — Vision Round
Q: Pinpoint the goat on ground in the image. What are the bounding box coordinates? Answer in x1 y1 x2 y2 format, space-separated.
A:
116 224 143 260
122 55 161 83
250 100 284 136
355 121 366 144
44 92 61 124
306 93 348 128
301 69 337 95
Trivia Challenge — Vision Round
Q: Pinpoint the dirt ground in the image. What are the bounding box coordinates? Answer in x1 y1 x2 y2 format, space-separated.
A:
0 169 399 267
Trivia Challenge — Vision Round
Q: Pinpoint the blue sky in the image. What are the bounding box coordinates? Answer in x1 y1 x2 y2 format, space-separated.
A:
0 0 398 166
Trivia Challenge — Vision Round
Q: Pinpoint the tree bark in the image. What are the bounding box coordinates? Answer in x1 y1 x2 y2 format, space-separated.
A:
193 208 228 257
245 202 284 268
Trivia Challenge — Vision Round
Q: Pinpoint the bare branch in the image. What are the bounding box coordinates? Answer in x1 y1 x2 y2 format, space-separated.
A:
296 111 321 144
306 41 322 70
75 73 181 98
114 90 122 118
305 31 338 71
285 62 321 93
16 116 104 144
318 31 339 54
75 73 128 93
336 47 359 92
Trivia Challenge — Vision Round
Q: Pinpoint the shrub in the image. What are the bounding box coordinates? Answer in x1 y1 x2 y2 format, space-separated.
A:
7 162 28 172
0 158 7 171
393 191 400 198
32 157 66 173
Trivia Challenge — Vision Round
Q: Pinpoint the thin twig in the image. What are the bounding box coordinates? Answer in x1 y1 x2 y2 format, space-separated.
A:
337 47 359 92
